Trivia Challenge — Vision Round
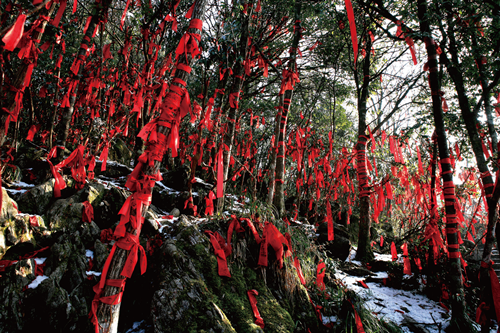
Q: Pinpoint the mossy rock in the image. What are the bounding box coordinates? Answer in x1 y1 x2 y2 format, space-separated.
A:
151 215 316 333
0 259 36 332
16 178 60 216
0 188 19 223
107 138 133 167
0 213 37 259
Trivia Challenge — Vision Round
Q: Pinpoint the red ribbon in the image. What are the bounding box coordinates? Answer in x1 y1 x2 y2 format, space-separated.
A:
247 290 265 329
120 0 132 30
216 147 224 198
348 300 366 333
401 242 411 275
326 201 334 241
316 261 326 291
258 222 290 268
279 69 300 95
345 0 358 65
204 191 216 216
26 124 40 141
205 230 231 277
391 241 397 262
82 201 94 223
2 14 26 51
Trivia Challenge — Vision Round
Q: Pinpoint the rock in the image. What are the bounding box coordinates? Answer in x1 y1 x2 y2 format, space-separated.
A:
0 259 36 332
95 160 133 179
107 138 133 167
161 165 191 192
0 214 34 257
93 186 130 230
0 188 19 223
170 208 180 217
150 215 298 333
93 239 110 272
343 265 375 277
402 314 431 333
16 178 56 215
316 222 351 261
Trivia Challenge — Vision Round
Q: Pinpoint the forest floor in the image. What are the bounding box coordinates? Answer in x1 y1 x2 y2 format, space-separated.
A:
2 161 495 333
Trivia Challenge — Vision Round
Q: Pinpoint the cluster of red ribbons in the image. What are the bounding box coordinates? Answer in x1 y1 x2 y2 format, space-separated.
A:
279 69 300 95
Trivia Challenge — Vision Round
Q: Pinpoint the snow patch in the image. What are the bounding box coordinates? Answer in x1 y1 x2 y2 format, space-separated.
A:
28 275 48 289
86 271 102 276
85 250 94 259
34 258 47 265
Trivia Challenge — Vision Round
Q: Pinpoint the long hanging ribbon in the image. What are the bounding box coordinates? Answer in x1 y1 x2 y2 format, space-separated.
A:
216 147 224 198
391 241 397 261
326 201 334 241
401 242 411 275
247 290 265 329
345 0 358 65
120 0 132 30
316 261 326 291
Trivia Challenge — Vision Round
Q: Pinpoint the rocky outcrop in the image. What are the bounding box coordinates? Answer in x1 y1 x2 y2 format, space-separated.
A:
316 221 352 261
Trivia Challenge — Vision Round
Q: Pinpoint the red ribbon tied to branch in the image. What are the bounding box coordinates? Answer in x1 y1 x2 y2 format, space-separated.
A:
175 19 203 60
2 14 26 51
279 69 300 95
344 0 358 66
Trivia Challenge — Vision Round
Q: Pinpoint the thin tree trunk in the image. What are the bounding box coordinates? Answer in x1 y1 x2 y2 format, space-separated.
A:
92 2 206 332
355 33 374 263
0 3 57 147
56 0 112 158
273 1 302 216
217 4 253 212
418 0 473 329
267 95 282 206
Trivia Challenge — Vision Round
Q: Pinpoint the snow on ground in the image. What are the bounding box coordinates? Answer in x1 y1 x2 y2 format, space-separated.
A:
339 250 448 332
11 180 36 188
122 320 150 333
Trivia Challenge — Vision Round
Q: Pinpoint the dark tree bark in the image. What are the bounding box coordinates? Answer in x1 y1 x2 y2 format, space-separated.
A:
355 33 375 263
55 0 113 159
273 0 302 216
217 4 253 212
0 3 57 147
418 0 474 329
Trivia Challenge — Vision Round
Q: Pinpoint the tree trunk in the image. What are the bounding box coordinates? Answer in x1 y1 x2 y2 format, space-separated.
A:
0 3 57 147
56 0 112 158
92 2 206 332
267 94 282 206
273 1 302 216
355 33 374 263
440 8 500 329
417 0 473 329
217 5 253 212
